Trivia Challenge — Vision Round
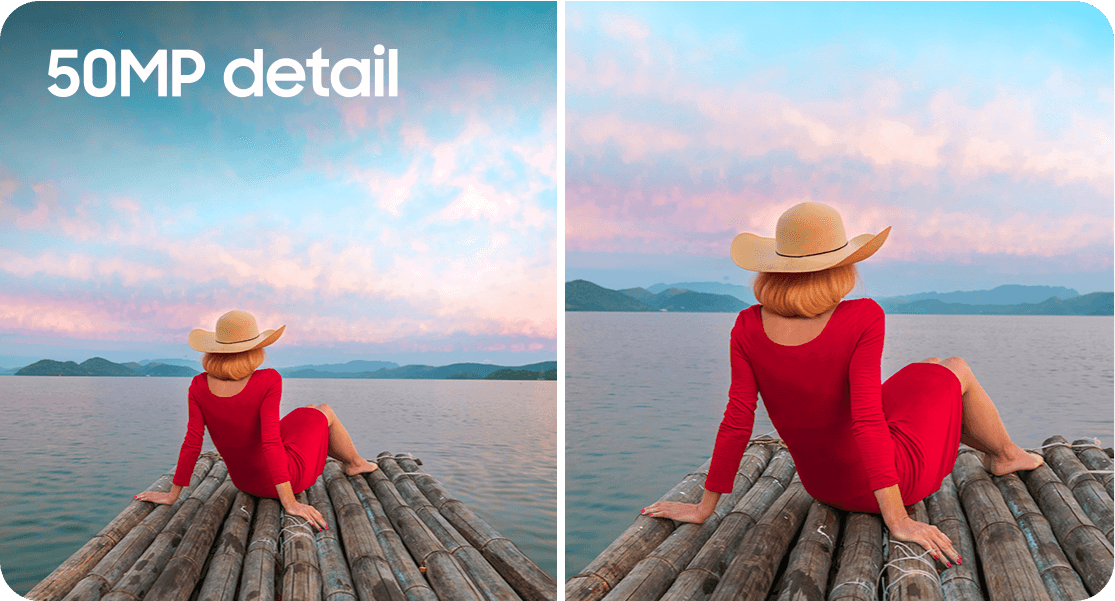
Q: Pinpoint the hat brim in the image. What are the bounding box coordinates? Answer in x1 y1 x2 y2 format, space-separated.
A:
188 325 285 354
731 227 890 273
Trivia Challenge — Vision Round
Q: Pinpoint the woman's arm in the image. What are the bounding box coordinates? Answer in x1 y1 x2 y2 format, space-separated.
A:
642 488 720 523
135 483 183 505
873 483 908 526
875 484 961 566
274 481 296 510
275 481 328 530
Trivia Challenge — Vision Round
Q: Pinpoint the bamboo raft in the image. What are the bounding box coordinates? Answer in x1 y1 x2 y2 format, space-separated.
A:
27 452 556 601
567 435 1114 601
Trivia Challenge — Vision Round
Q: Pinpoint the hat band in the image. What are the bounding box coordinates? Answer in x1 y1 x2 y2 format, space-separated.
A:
216 333 261 345
775 241 849 259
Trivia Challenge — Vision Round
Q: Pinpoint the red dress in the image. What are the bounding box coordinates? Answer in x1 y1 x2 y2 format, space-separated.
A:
172 369 330 498
705 299 963 512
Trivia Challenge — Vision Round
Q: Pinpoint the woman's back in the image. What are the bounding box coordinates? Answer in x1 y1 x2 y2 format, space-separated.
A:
715 298 894 511
175 368 293 498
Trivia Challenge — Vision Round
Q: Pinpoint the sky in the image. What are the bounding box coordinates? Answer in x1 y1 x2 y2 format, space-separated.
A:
0 2 557 369
566 2 1114 298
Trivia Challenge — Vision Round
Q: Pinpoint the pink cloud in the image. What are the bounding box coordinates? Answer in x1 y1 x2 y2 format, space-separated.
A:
569 45 1113 193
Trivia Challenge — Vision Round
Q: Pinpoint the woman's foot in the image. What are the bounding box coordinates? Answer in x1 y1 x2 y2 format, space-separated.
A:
343 457 380 476
982 447 1044 476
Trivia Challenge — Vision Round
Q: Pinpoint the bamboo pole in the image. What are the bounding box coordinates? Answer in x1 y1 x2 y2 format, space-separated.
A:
828 513 883 601
1071 438 1114 499
773 499 842 601
1041 435 1114 543
615 439 780 601
364 457 486 601
144 478 240 601
924 473 983 601
565 460 712 601
706 479 814 601
280 490 324 601
993 472 1088 601
951 452 1052 601
660 443 793 601
99 462 231 601
194 491 256 601
1018 458 1114 596
321 461 409 601
395 454 556 601
380 454 523 601
237 498 281 601
54 455 220 601
306 478 359 601
29 454 219 601
885 501 943 601
346 468 436 601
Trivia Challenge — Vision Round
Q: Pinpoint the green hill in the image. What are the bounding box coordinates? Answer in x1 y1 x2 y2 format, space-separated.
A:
16 360 92 376
880 292 1113 316
81 357 140 376
284 361 557 380
14 357 198 376
485 368 557 380
567 280 655 311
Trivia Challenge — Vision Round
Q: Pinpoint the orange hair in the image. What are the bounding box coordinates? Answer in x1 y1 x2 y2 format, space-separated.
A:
752 265 860 318
202 349 266 381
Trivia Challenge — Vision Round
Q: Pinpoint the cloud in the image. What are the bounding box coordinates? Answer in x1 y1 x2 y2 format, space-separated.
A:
601 12 651 40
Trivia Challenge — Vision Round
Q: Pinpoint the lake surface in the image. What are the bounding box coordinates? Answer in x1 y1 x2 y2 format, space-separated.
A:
565 312 1114 579
0 377 556 595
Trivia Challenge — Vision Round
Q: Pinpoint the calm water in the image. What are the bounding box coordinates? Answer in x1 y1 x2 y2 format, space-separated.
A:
0 377 556 594
565 312 1114 579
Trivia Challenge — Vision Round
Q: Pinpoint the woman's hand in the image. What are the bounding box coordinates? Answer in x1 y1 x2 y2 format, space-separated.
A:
887 515 961 568
135 490 178 505
283 500 328 531
641 501 714 523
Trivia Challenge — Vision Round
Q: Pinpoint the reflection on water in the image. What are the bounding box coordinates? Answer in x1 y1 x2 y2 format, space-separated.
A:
0 377 556 594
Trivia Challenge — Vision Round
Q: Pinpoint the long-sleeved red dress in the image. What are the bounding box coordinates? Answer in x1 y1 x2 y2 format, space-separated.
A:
705 299 963 512
172 369 329 498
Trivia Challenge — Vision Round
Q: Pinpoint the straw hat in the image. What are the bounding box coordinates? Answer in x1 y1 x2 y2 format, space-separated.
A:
731 202 890 273
188 310 285 354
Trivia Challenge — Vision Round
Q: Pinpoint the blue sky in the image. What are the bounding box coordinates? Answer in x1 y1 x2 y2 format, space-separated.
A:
566 2 1113 297
0 2 557 368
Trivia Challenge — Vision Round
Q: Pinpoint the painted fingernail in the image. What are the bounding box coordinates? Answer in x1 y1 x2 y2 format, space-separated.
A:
957 558 963 565
945 562 951 568
640 509 645 514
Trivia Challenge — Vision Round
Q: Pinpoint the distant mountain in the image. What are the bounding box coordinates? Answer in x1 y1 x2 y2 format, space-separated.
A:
279 360 399 375
567 280 655 312
880 285 1080 305
485 368 558 380
627 287 749 312
12 356 555 380
143 363 199 377
618 287 655 300
16 360 96 376
648 281 757 304
15 357 200 377
570 280 750 313
879 292 1113 316
284 361 557 380
569 280 1112 316
81 357 140 376
139 358 205 372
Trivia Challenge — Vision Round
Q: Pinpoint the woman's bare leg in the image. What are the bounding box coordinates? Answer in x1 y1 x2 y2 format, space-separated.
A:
931 357 1043 475
306 403 379 476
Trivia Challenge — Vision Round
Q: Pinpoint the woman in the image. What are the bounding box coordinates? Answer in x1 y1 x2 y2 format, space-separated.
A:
641 202 1043 567
135 310 379 531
